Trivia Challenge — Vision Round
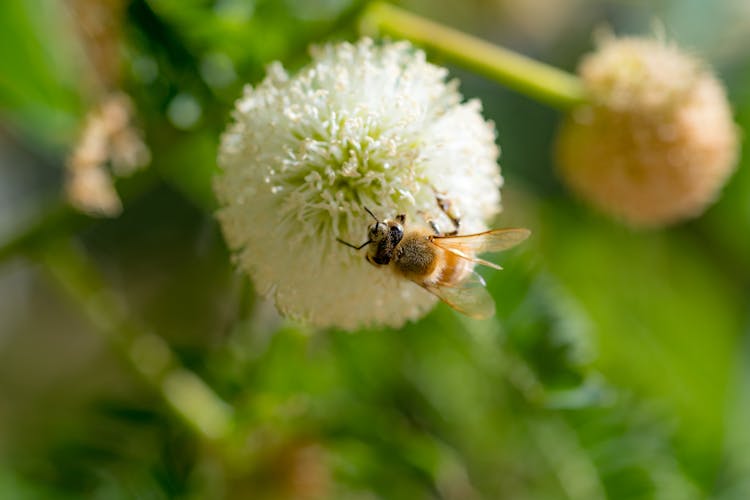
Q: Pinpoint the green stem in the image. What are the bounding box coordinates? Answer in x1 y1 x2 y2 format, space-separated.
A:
360 2 587 110
35 238 234 442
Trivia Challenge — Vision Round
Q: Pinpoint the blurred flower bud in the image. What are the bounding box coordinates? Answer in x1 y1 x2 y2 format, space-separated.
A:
215 39 503 329
65 92 150 217
556 36 739 227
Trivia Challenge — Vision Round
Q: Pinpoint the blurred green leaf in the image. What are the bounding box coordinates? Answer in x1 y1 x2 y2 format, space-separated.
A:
0 0 84 145
539 202 743 486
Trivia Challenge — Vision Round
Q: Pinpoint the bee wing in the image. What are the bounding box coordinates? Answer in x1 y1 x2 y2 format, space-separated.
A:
431 228 531 270
422 271 496 320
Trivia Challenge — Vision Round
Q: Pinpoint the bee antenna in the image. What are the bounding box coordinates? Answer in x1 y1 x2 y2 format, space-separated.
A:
363 206 379 222
337 238 372 250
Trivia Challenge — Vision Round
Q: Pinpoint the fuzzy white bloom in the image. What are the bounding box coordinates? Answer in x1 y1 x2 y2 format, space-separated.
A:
215 39 502 329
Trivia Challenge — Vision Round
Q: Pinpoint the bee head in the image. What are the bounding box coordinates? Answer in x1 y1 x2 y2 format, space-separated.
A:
368 221 389 243
363 208 405 248
337 208 406 253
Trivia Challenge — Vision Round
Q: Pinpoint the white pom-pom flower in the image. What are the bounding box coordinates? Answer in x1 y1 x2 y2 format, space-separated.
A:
215 38 502 329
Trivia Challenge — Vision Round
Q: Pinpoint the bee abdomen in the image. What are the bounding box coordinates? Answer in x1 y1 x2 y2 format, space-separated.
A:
434 251 473 286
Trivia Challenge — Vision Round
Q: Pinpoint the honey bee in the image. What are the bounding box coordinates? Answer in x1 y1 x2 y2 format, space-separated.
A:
337 207 530 319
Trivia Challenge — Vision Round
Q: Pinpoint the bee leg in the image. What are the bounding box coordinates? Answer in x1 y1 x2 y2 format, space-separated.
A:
435 193 461 236
417 209 441 235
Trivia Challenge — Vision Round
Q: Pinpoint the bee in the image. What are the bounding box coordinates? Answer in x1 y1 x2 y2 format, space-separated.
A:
337 207 530 319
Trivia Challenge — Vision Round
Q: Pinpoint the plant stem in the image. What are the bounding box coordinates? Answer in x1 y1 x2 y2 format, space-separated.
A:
35 238 234 442
360 2 587 110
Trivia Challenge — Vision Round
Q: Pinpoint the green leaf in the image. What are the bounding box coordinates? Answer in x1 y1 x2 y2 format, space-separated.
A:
0 0 84 145
539 202 743 486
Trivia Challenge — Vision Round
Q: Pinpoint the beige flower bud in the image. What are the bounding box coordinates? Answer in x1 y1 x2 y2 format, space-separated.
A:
556 37 739 227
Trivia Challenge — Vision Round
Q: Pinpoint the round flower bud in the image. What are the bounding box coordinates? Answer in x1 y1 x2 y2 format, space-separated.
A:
215 39 502 329
556 36 739 227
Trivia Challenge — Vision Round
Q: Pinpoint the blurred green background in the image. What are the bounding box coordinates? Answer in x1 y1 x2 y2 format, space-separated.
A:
1 0 750 498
